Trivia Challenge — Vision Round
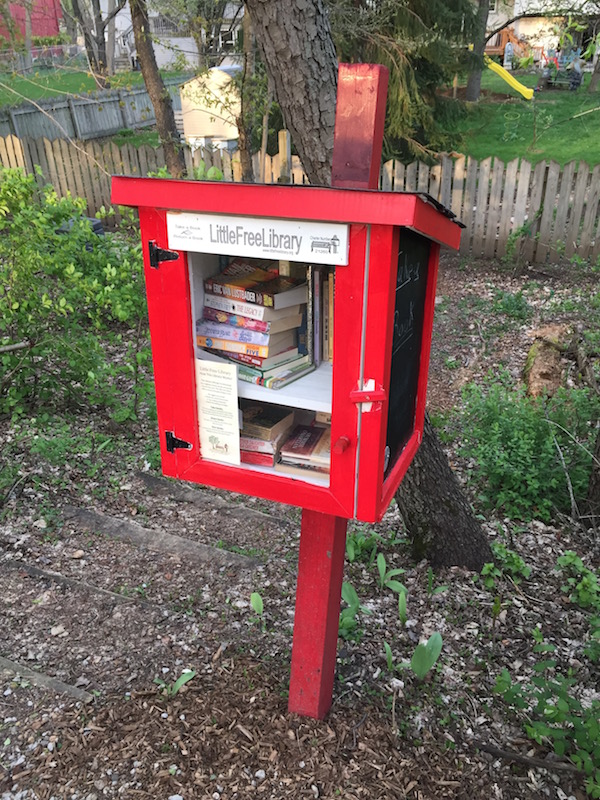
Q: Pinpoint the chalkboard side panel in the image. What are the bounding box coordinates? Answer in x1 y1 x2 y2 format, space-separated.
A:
380 240 440 516
385 230 431 469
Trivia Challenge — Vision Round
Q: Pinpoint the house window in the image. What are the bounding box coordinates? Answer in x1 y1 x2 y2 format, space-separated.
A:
220 29 236 51
489 0 497 11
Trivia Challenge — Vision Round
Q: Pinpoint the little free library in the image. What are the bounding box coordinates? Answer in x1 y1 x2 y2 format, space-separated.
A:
111 174 462 717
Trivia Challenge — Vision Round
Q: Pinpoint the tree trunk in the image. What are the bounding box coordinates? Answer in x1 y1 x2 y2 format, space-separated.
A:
465 0 490 103
589 56 600 92
236 12 255 182
244 0 337 187
106 0 116 75
245 0 490 571
72 0 100 74
130 0 185 178
395 416 492 570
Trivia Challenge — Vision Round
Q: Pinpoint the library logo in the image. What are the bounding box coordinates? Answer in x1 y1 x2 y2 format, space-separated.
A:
310 234 340 255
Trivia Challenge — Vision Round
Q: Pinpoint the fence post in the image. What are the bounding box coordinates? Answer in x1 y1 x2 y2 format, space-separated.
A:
8 109 19 138
277 129 291 183
117 91 129 129
67 97 83 141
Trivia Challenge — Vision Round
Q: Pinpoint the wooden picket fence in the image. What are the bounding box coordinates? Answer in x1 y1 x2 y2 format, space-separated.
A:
0 133 599 265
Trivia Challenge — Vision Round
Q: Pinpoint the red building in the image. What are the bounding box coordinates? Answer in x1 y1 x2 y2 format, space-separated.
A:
0 0 62 42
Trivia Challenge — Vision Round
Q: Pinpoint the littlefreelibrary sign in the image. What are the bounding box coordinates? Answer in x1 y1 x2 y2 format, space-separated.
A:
167 212 349 265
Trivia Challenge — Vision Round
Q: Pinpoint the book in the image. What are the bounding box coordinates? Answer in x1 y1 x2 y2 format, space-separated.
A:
236 355 311 384
328 271 334 361
203 294 302 322
261 362 316 390
274 461 330 478
197 329 297 359
239 430 287 454
240 399 295 441
204 261 307 309
297 306 309 357
279 424 331 469
197 320 274 347
240 449 277 467
226 347 299 369
313 266 322 366
322 278 330 363
202 306 303 335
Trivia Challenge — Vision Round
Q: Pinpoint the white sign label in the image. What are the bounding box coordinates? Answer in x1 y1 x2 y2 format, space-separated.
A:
196 359 241 466
167 212 349 266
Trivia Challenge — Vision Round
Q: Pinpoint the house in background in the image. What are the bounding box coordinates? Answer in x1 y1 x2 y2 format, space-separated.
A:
485 0 597 66
179 65 241 152
108 1 243 72
0 0 62 42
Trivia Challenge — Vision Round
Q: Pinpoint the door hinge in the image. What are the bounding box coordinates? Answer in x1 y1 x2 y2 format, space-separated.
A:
148 240 179 269
165 431 192 453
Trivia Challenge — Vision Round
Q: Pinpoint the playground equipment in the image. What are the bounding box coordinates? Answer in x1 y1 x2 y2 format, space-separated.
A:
485 56 534 100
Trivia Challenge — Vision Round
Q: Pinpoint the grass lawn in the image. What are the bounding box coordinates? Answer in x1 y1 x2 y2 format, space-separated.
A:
447 70 600 165
0 67 188 108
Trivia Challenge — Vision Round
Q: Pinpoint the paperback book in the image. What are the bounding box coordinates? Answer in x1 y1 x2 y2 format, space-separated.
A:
197 329 296 359
203 294 301 322
204 259 307 309
240 450 277 467
227 347 299 369
202 306 303 334
278 424 331 472
240 399 295 441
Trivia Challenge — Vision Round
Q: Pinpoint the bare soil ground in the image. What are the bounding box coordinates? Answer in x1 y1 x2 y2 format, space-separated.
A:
1 254 598 800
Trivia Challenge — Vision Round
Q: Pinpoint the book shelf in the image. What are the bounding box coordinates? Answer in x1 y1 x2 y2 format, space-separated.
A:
189 252 333 414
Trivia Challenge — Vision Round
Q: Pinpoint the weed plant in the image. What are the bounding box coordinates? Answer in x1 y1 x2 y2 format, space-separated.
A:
456 376 600 521
0 167 148 417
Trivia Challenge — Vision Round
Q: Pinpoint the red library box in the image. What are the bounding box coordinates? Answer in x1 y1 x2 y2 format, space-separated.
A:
111 177 461 523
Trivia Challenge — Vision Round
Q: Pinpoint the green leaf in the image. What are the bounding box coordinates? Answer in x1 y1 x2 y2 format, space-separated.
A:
170 669 196 695
377 552 386 587
410 632 443 680
398 590 407 624
250 592 263 616
384 641 394 672
386 579 408 594
341 582 359 611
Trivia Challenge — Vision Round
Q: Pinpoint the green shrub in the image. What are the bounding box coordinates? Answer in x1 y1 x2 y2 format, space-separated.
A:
0 167 147 416
457 377 600 521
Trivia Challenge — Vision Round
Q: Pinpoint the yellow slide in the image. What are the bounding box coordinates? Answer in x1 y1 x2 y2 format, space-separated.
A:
485 57 534 100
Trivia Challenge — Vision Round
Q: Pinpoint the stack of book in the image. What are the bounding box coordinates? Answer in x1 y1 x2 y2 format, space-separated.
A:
239 399 295 467
275 423 331 477
197 258 315 389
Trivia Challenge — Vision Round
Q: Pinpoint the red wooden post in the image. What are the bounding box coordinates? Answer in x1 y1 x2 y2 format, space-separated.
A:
288 64 389 719
288 510 348 717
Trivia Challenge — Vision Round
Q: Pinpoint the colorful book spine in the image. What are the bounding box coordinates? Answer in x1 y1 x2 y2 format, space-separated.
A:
196 321 271 346
297 306 308 357
328 271 334 361
204 275 303 308
313 267 321 366
262 363 316 390
197 336 271 358
322 278 330 362
203 307 271 333
203 294 272 321
227 347 298 369
240 450 276 467
239 434 282 454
